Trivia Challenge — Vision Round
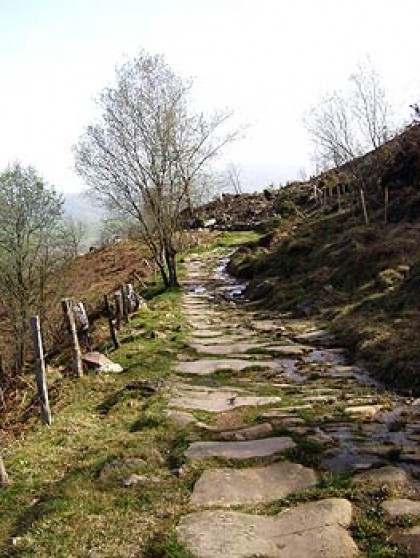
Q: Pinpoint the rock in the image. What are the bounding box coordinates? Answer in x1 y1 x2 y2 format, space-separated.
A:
177 498 358 558
391 526 420 556
189 342 265 355
169 394 282 413
267 344 313 356
175 358 279 375
189 335 254 345
344 405 384 419
99 458 145 478
382 498 420 518
82 352 123 373
217 423 273 441
400 447 420 464
190 461 317 506
250 320 285 333
151 449 166 466
307 432 335 446
122 474 160 487
125 379 162 394
303 395 336 404
176 353 195 362
358 445 400 458
185 437 296 461
164 410 199 427
260 405 313 418
294 329 332 344
276 417 306 426
288 426 312 436
353 466 411 488
189 329 226 338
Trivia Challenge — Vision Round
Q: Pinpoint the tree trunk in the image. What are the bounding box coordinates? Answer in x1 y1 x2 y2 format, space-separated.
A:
165 244 179 287
156 260 169 287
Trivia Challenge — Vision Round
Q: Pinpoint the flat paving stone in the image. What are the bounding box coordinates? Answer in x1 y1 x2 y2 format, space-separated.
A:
190 461 317 506
353 466 411 487
175 358 280 375
261 405 313 418
250 320 285 332
188 335 254 345
187 329 225 338
266 344 313 356
294 329 332 343
382 498 420 518
345 405 385 419
189 342 264 355
185 436 296 460
177 498 359 558
217 422 274 441
169 395 282 413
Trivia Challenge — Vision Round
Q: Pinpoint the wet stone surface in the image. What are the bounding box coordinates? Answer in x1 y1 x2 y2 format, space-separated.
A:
165 250 420 556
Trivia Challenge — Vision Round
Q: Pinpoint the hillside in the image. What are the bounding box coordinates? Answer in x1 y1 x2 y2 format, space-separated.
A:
183 191 278 230
228 123 420 393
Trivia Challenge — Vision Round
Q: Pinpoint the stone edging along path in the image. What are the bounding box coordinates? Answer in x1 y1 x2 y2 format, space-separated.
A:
165 249 420 557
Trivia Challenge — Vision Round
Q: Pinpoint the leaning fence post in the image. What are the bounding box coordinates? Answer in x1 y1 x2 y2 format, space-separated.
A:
113 291 122 330
61 298 84 378
121 284 130 324
104 295 119 350
0 455 9 488
30 315 52 426
359 187 370 226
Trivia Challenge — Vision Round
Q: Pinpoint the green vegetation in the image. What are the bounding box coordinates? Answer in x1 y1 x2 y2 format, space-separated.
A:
0 288 194 557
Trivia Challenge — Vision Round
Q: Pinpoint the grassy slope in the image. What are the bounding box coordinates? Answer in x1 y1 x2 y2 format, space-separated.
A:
0 231 258 558
228 127 420 394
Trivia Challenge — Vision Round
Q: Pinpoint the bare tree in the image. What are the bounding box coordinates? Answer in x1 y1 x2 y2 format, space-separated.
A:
306 91 362 168
0 163 64 375
305 60 393 169
225 162 242 194
350 58 392 149
61 218 87 257
75 51 237 287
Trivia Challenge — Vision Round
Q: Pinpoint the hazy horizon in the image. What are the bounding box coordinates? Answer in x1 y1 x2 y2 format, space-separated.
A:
1 0 419 193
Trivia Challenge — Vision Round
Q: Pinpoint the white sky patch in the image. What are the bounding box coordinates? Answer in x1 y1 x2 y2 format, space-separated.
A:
0 0 419 193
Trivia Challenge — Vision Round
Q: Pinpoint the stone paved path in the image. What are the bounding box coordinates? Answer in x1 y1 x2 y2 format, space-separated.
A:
167 249 420 557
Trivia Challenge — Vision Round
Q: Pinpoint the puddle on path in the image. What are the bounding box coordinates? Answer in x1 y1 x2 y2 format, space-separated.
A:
181 249 420 476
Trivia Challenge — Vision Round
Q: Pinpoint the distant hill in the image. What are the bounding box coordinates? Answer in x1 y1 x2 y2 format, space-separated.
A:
63 192 105 248
63 192 105 223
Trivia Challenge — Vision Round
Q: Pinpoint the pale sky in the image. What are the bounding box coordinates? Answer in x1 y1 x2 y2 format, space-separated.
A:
1 0 420 193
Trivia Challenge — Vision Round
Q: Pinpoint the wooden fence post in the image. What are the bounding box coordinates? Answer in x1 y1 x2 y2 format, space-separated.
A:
384 185 389 225
30 315 52 426
104 295 119 350
359 188 370 226
61 298 84 378
0 455 9 488
121 284 130 324
113 291 122 330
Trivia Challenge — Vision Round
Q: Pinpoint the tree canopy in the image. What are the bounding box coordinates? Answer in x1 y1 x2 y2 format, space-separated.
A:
75 50 237 287
0 163 64 374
